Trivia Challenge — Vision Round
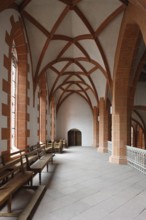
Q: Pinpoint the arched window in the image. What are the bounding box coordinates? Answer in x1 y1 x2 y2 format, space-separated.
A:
11 42 18 152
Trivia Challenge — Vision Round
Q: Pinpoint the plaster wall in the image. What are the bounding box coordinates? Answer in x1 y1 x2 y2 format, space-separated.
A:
0 9 42 149
0 9 20 152
56 94 93 146
134 82 146 106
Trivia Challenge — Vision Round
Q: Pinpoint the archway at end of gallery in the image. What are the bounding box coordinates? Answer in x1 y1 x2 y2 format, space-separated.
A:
68 129 82 146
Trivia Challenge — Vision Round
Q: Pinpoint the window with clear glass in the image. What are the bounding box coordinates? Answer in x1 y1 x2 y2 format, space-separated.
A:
50 98 55 142
11 42 18 152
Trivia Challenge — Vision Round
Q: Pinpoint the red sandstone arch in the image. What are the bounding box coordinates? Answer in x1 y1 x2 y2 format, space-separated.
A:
110 3 144 164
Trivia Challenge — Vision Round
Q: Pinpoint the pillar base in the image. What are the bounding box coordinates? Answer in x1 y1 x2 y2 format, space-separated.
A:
98 147 108 153
109 155 127 164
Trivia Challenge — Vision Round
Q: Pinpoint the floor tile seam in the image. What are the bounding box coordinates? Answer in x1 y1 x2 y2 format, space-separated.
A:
99 189 146 219
64 168 146 188
108 175 145 189
92 173 136 185
84 185 145 207
48 188 105 214
68 194 118 220
105 182 144 198
133 188 146 198
48 199 90 216
113 189 146 204
47 183 115 214
95 196 143 220
68 202 110 220
101 173 142 190
127 179 146 190
134 206 146 219
79 193 115 212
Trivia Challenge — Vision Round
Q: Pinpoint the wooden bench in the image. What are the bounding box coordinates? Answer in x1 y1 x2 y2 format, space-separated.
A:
45 141 55 153
17 185 46 220
0 155 34 216
54 140 63 153
0 151 25 186
0 146 54 218
25 146 54 184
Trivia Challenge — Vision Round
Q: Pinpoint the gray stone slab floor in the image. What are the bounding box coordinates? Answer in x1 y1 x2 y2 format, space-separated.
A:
33 146 146 220
1 146 146 220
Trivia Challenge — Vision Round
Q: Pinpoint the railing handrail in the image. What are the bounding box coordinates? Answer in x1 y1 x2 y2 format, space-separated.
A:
127 145 146 154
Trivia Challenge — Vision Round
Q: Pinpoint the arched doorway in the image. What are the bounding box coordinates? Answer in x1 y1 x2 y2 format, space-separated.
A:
68 129 82 146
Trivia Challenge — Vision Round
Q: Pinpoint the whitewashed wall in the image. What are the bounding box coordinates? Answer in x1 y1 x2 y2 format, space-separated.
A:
56 94 93 146
46 103 50 141
0 9 20 153
134 82 146 106
0 9 42 150
27 84 40 145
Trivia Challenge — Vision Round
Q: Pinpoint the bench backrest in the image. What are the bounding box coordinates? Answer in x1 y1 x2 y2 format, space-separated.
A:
0 155 26 186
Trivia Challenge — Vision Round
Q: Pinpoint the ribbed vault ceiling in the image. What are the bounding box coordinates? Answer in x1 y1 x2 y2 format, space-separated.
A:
14 0 125 111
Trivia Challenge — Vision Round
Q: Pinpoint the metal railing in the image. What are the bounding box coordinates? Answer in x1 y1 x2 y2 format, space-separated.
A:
126 145 146 174
107 142 146 174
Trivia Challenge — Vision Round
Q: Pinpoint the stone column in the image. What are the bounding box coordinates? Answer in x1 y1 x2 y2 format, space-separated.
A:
98 98 108 153
97 120 99 148
108 105 112 141
109 113 127 164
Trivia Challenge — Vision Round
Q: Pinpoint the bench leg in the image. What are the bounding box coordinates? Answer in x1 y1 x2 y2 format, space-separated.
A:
8 195 12 213
29 177 33 186
47 163 49 172
39 172 41 185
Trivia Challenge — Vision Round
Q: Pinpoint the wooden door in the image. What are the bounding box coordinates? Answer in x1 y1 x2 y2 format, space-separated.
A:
68 129 82 146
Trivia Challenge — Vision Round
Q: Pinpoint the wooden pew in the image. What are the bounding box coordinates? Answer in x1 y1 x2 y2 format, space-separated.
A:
17 185 46 220
54 140 63 153
0 155 33 216
0 145 54 218
45 141 55 153
0 150 25 185
25 145 54 184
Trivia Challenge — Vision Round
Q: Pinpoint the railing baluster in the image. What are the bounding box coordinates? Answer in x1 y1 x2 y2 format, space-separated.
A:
126 145 146 174
108 142 146 175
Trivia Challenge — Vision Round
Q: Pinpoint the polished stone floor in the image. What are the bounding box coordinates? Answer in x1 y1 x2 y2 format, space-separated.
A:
1 146 146 220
